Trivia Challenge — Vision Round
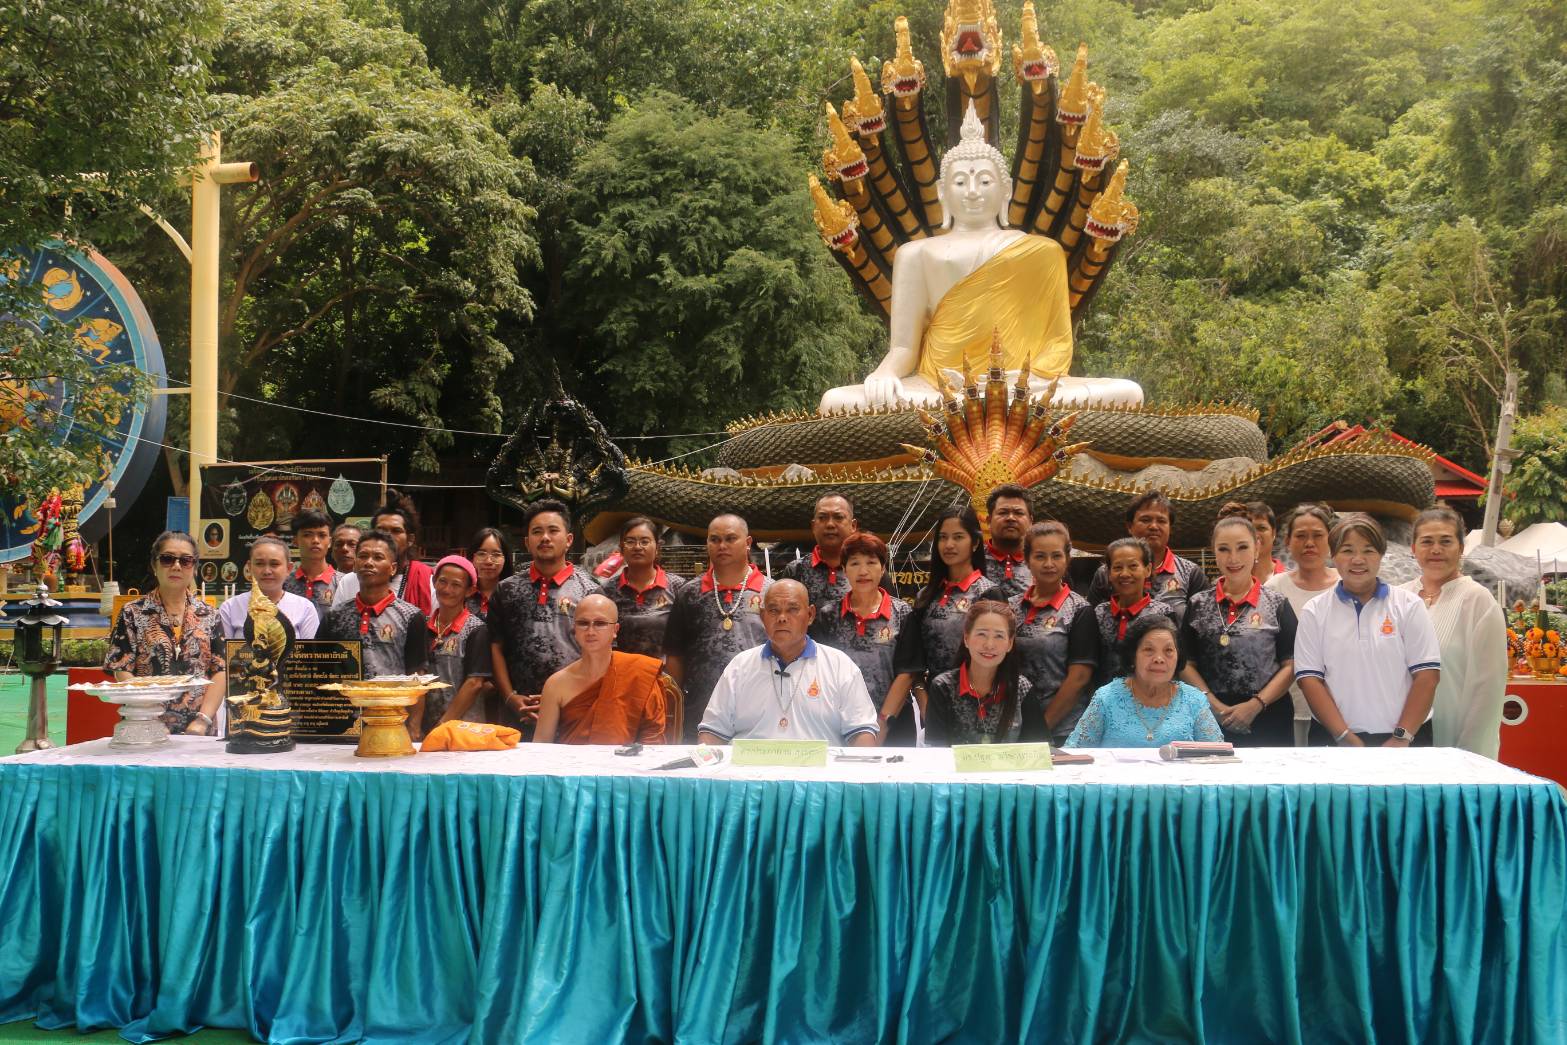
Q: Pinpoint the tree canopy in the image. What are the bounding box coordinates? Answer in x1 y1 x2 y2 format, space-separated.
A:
0 0 206 501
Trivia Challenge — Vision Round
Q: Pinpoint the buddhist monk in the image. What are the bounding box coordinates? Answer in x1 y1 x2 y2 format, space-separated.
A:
534 593 673 744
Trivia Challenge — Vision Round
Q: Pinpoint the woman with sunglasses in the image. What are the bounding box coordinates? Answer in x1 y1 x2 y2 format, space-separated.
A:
103 531 227 735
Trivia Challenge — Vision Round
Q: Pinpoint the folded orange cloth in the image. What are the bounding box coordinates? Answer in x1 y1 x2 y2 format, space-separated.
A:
420 720 521 751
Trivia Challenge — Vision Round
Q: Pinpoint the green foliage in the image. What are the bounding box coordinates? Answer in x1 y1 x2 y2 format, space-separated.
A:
1373 221 1559 465
0 638 107 668
177 0 536 470
1078 272 1392 444
0 0 217 248
1503 407 1567 528
563 93 881 445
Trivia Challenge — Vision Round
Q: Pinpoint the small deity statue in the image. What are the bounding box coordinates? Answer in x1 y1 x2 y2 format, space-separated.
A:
28 488 64 585
59 484 86 579
818 104 1144 413
226 582 296 754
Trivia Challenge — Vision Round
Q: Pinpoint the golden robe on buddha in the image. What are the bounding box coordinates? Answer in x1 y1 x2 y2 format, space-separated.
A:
915 234 1074 390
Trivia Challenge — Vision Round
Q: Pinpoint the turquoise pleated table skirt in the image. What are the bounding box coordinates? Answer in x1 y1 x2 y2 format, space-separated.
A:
0 741 1563 1044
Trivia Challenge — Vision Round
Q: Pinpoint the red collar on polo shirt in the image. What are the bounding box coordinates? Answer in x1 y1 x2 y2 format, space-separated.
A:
1108 594 1152 639
958 662 1005 720
1271 558 1286 574
294 563 335 585
1153 546 1177 576
1021 583 1072 623
699 566 765 602
986 541 1024 580
841 590 893 635
811 546 841 586
939 568 984 606
529 561 574 604
619 566 669 606
1216 577 1262 624
354 590 397 635
429 607 469 645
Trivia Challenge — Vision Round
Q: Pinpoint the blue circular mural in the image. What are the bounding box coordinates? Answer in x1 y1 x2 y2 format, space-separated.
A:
1 244 167 563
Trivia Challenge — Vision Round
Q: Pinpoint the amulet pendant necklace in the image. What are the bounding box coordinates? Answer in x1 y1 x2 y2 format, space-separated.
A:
1131 684 1174 741
713 565 754 631
773 663 804 730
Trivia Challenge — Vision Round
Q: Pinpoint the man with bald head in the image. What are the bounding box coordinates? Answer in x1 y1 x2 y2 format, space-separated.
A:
698 580 879 746
534 594 672 745
664 513 771 740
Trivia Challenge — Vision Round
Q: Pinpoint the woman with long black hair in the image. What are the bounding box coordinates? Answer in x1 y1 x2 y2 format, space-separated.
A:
924 601 1031 745
882 506 999 739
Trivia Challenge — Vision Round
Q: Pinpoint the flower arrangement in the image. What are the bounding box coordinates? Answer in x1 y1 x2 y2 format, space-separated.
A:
1507 605 1567 678
1520 626 1563 679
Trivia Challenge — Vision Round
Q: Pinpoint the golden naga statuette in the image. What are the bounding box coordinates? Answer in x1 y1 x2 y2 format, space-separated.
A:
226 581 296 754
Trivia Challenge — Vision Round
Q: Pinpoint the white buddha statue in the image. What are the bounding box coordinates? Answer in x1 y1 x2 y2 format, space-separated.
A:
818 104 1143 413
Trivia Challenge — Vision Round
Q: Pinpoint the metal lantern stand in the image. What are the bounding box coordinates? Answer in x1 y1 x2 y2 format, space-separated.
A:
13 584 67 753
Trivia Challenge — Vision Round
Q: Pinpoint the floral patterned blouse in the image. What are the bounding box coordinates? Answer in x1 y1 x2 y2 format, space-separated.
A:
103 592 225 733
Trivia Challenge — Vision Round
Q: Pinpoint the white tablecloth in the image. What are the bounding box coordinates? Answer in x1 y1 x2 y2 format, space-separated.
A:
1 736 1545 788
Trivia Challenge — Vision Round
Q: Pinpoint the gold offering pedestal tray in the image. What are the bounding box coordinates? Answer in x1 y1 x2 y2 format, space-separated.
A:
318 676 448 758
67 675 212 748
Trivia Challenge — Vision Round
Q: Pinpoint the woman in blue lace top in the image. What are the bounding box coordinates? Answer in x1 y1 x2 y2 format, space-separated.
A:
1065 615 1224 747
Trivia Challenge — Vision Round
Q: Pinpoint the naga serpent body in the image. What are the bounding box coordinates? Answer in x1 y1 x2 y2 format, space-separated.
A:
581 404 1435 547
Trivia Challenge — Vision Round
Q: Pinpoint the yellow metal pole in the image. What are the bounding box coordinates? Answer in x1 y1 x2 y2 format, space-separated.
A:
187 132 257 520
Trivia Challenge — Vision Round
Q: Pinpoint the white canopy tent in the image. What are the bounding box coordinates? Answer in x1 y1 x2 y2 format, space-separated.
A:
1497 522 1567 569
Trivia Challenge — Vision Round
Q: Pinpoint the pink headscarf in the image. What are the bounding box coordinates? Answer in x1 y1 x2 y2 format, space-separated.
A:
434 554 477 588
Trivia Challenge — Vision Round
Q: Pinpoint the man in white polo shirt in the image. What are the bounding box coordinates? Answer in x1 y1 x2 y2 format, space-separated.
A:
1293 514 1441 746
698 580 880 747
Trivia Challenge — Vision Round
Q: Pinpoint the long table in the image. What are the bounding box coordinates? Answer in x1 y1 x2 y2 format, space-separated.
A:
1 741 1562 1044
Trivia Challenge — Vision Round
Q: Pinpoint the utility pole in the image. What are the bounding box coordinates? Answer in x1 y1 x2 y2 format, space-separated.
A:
1481 369 1519 547
186 133 257 516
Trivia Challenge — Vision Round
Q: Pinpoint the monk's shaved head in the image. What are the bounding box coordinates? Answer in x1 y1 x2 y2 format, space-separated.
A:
763 579 810 611
574 592 619 621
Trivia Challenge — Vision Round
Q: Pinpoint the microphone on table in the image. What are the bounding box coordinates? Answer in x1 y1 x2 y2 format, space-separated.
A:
1159 740 1235 760
650 745 726 771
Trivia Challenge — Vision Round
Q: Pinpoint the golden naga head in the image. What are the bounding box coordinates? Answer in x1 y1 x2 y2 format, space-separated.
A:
246 581 289 663
1012 2 1058 94
1073 90 1120 173
1085 160 1140 243
881 16 926 103
842 57 888 138
941 0 1002 87
808 175 861 252
1057 43 1092 126
822 103 870 184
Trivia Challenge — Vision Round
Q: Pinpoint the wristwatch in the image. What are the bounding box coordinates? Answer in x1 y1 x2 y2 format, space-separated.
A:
1391 725 1414 742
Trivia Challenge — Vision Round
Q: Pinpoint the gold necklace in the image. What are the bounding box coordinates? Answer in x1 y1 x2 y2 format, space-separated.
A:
1419 577 1454 606
1128 680 1174 741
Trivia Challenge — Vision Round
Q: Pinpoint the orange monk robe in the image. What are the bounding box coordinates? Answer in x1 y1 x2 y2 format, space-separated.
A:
556 651 672 745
